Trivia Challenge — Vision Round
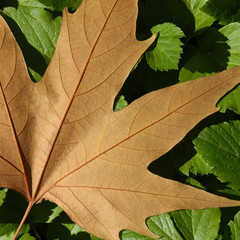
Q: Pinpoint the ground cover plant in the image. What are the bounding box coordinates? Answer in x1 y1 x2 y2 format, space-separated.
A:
0 0 240 239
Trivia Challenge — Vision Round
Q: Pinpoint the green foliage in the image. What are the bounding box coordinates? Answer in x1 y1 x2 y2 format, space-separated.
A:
172 209 221 240
193 121 240 190
0 0 240 239
147 213 183 239
181 0 215 34
229 210 240 240
145 23 185 71
114 96 128 112
202 0 240 25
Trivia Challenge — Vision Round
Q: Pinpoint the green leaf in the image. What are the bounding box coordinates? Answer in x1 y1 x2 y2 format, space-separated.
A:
181 0 215 34
146 214 183 240
202 0 240 25
0 224 31 240
145 23 184 71
219 86 240 115
229 211 240 240
217 23 240 114
193 121 240 190
17 0 83 11
19 233 36 240
185 177 207 190
3 3 62 80
3 5 61 63
179 153 213 176
0 189 7 207
219 23 240 68
121 230 153 240
172 208 221 240
114 95 128 112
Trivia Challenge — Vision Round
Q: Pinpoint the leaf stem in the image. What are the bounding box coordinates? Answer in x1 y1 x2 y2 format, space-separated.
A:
13 201 34 240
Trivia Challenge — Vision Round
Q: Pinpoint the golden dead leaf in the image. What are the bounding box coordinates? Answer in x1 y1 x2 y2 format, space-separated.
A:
0 0 239 239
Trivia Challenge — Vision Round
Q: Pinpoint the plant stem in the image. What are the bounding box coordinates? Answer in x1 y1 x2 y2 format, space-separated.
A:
13 200 34 240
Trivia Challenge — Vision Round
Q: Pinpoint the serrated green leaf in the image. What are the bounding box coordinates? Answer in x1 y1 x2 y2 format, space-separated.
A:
146 214 183 240
179 153 213 176
114 96 128 112
229 211 240 240
172 209 221 240
193 121 240 190
3 5 61 63
182 0 215 34
145 23 184 71
219 85 240 115
0 223 31 240
19 233 36 240
121 230 153 240
185 177 207 190
202 0 240 25
2 3 61 81
0 189 7 207
219 23 240 68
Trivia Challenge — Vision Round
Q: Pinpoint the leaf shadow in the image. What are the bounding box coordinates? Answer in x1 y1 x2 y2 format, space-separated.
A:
137 0 195 38
0 189 28 223
0 190 58 224
183 28 231 76
47 211 92 240
0 0 18 10
117 58 179 106
148 110 239 185
201 0 240 25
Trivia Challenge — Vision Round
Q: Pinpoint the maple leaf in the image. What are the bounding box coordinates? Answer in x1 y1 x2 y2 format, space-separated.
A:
0 0 240 239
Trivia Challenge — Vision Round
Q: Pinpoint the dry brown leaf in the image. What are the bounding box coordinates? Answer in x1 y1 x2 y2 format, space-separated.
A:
0 0 240 239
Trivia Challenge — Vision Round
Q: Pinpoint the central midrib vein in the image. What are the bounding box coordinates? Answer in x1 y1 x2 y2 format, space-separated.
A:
32 0 119 200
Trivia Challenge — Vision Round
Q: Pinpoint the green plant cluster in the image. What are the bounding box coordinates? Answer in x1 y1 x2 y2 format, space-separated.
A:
0 0 239 239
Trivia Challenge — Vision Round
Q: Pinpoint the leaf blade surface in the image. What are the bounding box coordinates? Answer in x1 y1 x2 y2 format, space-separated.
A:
0 0 240 239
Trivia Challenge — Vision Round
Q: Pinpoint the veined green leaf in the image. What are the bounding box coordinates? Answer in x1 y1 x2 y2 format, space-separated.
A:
146 214 183 240
193 121 240 190
114 96 128 112
145 23 184 71
19 233 36 240
182 0 215 34
229 211 240 240
121 230 154 240
3 5 61 63
172 209 221 240
2 3 61 80
0 224 32 240
179 153 213 176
